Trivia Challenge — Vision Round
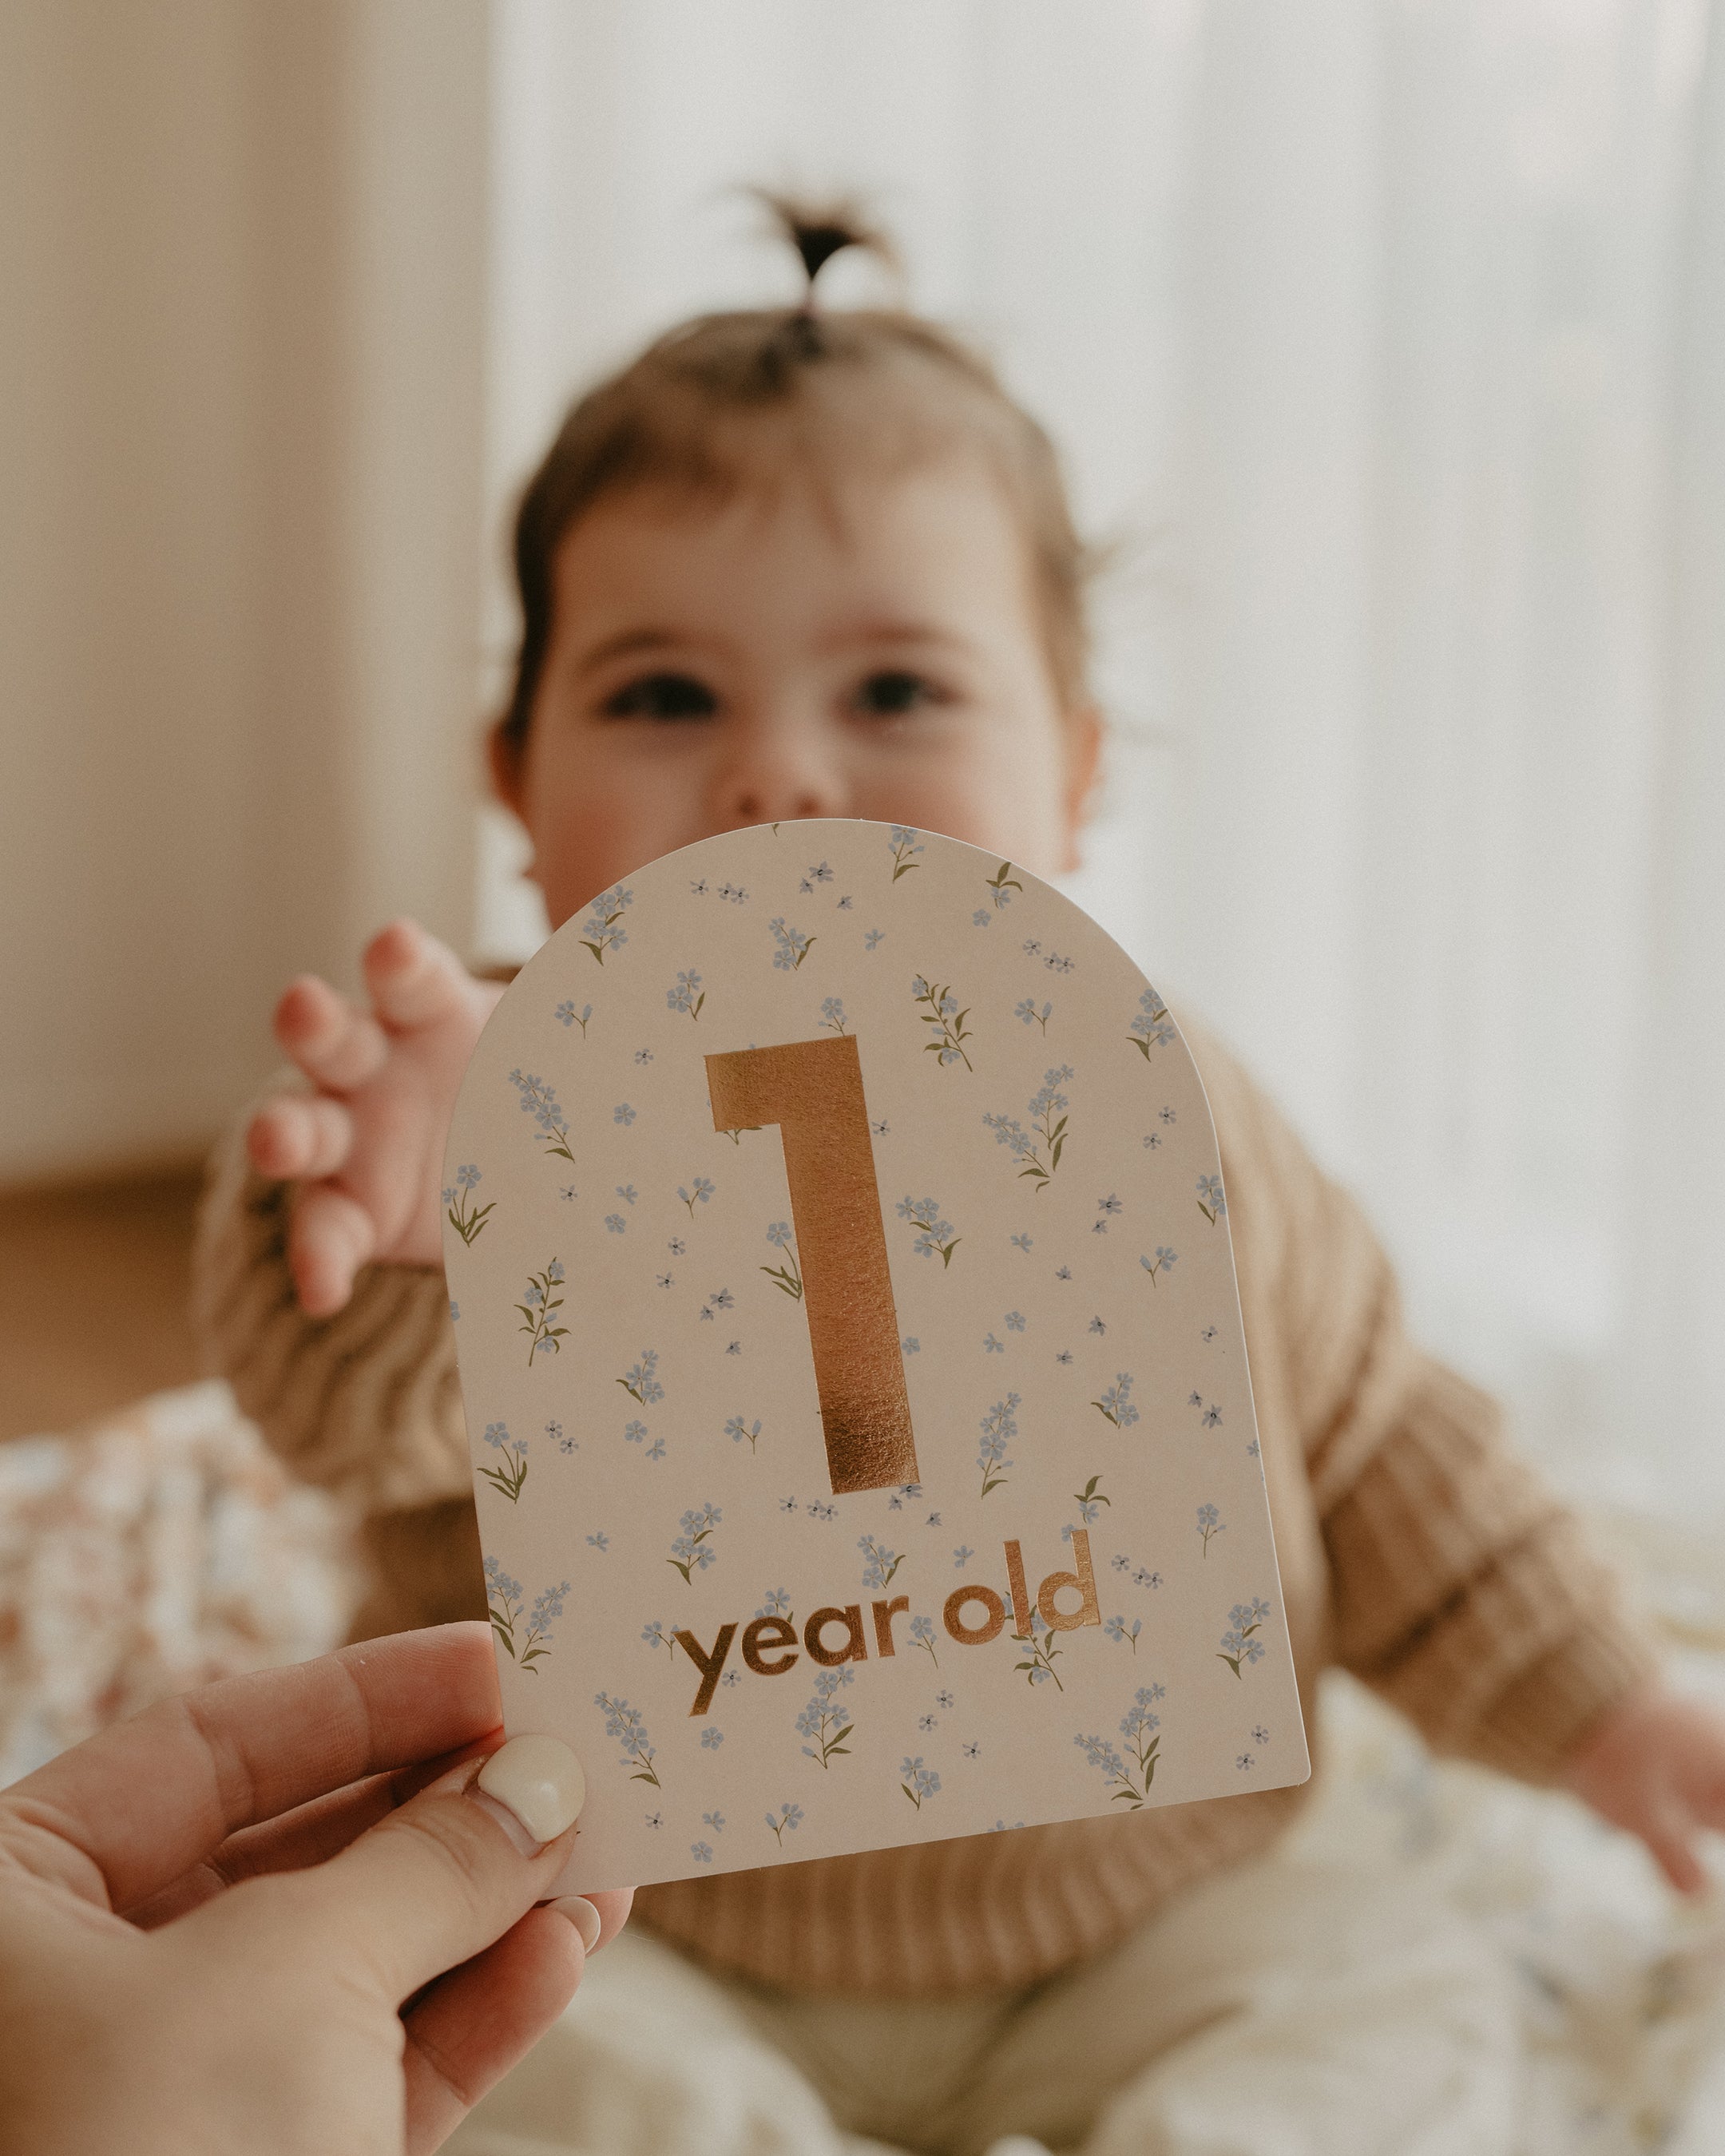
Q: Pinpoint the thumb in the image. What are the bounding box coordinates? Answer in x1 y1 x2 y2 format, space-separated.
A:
261 1736 588 2004
1644 1793 1707 1896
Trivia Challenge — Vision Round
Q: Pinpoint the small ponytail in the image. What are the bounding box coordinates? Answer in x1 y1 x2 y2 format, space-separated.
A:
751 190 899 315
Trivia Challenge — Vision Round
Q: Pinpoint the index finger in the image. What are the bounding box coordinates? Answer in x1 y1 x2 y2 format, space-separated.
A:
0 1624 502 1914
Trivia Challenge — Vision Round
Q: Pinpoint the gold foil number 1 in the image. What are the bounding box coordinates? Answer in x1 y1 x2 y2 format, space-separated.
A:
705 1036 918 1495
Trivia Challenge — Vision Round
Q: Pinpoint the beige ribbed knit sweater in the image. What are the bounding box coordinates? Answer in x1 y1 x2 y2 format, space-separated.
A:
195 1017 1656 1998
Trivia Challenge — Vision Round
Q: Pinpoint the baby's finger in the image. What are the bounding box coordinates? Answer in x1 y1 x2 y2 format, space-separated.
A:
401 1904 588 2155
364 919 475 1034
288 1184 379 1316
247 1095 355 1183
1646 1800 1707 1895
274 973 391 1093
269 1740 585 2006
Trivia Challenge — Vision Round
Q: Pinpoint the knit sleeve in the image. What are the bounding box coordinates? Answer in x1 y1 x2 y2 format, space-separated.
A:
1318 1351 1656 1781
192 1096 475 1516
1197 1028 1658 1785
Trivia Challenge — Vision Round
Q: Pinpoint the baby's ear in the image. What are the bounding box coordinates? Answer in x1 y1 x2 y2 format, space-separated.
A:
1061 705 1104 870
487 717 528 818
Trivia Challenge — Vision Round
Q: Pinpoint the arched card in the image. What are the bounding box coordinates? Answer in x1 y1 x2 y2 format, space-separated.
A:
443 819 1307 1891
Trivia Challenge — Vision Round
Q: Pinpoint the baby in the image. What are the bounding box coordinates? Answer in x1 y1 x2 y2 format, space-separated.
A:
198 205 1725 2154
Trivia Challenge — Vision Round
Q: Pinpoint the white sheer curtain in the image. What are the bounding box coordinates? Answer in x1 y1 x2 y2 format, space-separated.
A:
481 0 1725 1510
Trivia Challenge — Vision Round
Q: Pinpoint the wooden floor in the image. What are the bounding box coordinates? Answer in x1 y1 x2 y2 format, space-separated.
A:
0 1167 204 1442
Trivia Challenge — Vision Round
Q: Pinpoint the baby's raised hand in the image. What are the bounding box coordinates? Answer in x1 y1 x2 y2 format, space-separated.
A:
1563 1682 1725 1893
247 921 502 1317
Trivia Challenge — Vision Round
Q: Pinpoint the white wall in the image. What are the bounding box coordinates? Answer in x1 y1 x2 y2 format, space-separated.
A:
0 0 490 1182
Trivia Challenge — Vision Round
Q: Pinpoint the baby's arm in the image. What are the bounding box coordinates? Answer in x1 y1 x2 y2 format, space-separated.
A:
1202 1026 1722 1892
195 922 501 1636
1562 1686 1725 1892
1321 1367 1725 1890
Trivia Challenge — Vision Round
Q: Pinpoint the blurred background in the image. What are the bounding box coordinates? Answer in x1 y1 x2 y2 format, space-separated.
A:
2 0 1721 1515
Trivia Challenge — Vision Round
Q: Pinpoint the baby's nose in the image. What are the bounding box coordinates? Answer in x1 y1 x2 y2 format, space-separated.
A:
712 738 848 829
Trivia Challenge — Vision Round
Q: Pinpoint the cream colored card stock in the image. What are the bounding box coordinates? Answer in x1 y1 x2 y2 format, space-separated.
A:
442 820 1307 1893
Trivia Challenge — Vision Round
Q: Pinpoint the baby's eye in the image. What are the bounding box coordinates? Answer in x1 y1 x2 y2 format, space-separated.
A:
853 670 943 717
601 672 718 720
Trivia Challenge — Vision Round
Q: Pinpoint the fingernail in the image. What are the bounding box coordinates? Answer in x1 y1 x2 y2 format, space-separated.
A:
475 1734 585 1849
549 1895 603 1952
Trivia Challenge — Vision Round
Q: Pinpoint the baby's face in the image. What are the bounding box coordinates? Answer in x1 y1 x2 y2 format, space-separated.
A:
498 459 1097 929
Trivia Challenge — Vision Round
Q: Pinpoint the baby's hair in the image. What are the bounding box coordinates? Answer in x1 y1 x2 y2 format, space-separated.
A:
498 195 1092 758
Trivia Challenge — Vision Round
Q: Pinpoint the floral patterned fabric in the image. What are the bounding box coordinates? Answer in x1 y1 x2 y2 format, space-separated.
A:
0 1381 355 1788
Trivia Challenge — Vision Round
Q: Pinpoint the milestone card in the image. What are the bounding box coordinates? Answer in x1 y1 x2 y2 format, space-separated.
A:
443 819 1307 1892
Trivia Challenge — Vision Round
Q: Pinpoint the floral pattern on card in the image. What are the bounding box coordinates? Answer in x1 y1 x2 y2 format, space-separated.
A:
444 819 1307 1895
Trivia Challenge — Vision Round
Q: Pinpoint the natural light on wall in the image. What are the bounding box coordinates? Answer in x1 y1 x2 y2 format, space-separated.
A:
475 0 1725 1512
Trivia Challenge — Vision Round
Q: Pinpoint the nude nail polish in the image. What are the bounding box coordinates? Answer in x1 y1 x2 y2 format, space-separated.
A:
549 1895 604 1951
476 1734 586 1846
